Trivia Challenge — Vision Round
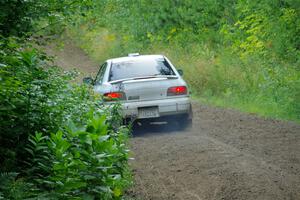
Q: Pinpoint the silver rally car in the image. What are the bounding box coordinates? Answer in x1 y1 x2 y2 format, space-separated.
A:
84 53 192 128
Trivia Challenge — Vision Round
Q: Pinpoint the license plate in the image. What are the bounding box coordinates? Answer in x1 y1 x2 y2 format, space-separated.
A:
138 107 159 119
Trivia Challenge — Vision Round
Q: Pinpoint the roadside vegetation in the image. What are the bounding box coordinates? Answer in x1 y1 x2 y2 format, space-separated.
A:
0 0 299 199
65 0 299 122
0 1 131 199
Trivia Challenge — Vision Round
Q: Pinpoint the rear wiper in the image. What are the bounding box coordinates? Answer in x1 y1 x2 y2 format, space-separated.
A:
109 76 158 84
133 76 158 80
152 75 178 79
109 78 137 84
109 75 178 84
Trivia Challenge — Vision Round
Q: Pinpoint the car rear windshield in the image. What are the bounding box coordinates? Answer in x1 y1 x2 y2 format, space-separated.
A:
109 57 176 81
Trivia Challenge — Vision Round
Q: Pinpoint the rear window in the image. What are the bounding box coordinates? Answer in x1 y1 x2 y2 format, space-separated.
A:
109 57 175 81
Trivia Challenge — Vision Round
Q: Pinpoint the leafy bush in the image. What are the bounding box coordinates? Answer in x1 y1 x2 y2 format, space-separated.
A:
22 113 130 199
1 0 132 199
0 37 95 172
0 0 94 37
0 37 131 199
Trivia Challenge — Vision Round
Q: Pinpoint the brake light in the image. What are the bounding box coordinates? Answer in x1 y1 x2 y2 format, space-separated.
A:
167 86 187 96
103 92 125 101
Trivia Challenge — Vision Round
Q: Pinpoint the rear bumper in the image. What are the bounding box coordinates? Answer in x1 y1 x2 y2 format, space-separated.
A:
121 97 191 119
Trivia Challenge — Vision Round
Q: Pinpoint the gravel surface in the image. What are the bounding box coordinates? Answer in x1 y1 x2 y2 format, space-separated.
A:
45 39 300 200
128 104 300 200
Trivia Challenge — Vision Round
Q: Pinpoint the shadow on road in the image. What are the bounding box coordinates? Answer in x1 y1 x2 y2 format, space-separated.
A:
131 121 186 137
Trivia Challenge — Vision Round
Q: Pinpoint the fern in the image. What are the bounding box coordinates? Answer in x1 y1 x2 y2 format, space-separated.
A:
0 172 19 190
0 172 32 199
24 133 52 180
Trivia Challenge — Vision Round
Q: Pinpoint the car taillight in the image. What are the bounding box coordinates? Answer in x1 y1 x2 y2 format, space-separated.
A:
103 92 125 101
167 86 187 96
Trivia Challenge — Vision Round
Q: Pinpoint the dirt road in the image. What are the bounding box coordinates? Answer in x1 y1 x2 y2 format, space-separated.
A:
128 105 300 200
45 39 300 200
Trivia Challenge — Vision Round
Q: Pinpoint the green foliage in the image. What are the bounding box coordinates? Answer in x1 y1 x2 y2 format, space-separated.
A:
15 112 130 199
0 37 97 172
1 1 132 199
0 172 35 200
0 37 131 199
42 113 130 199
67 0 299 122
24 132 52 180
0 0 94 37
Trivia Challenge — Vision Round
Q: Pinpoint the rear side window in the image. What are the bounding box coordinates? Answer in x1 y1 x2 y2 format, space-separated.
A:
109 58 175 81
95 63 107 85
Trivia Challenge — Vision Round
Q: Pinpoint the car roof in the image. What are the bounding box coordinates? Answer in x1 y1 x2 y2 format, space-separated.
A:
107 54 165 63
